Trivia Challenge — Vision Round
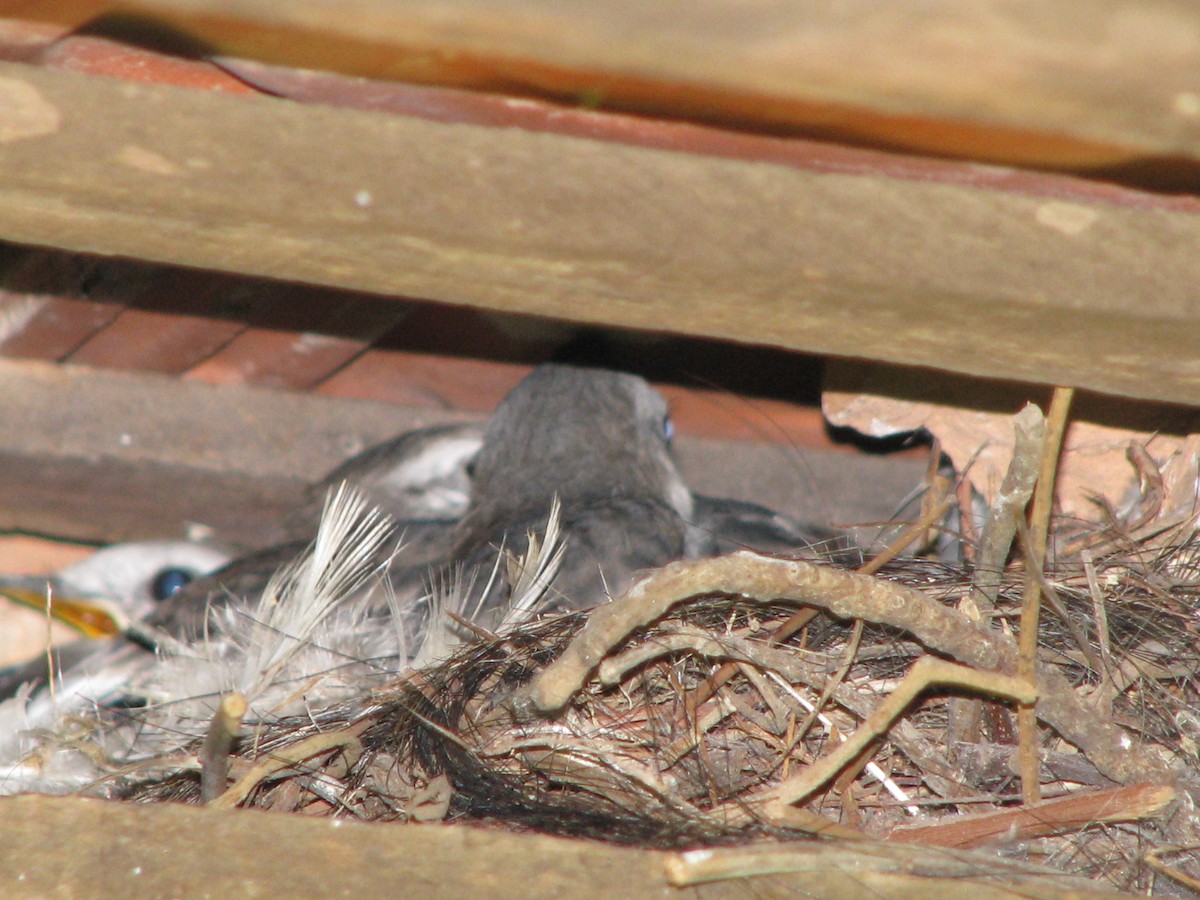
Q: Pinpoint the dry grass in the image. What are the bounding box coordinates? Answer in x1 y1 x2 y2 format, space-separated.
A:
112 510 1200 894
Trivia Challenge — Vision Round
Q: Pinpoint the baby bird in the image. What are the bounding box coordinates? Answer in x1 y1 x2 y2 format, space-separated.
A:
0 364 833 795
0 486 400 793
293 366 836 625
446 364 692 627
0 540 231 700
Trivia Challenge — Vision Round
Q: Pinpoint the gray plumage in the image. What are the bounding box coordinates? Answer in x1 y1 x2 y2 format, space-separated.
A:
0 364 839 794
447 365 692 625
282 422 481 539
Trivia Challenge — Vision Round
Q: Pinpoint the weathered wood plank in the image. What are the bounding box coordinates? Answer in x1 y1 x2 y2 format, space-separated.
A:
0 795 1112 899
0 357 925 546
130 0 1200 167
0 357 468 545
0 63 1198 405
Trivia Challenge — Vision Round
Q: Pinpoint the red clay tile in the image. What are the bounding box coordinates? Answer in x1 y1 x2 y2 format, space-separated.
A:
68 306 244 374
0 249 125 359
39 33 255 94
184 285 411 389
316 349 532 411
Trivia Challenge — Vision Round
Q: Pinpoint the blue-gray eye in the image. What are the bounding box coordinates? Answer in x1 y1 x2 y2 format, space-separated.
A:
150 568 195 601
662 414 674 443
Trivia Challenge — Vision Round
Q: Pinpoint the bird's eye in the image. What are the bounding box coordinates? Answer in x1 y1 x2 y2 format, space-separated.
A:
150 567 195 601
105 694 148 710
662 413 675 443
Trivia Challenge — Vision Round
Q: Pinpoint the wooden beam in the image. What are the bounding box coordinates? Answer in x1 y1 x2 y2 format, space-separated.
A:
128 0 1200 168
0 358 926 546
1 62 1199 404
0 795 1110 899
0 357 471 545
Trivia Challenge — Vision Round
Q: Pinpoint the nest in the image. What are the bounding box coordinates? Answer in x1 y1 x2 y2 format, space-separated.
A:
114 511 1200 894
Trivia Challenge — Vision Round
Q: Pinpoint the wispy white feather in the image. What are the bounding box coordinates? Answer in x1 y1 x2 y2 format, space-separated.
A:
417 553 504 669
235 482 396 694
496 496 565 631
138 483 402 729
1 487 573 796
424 498 566 659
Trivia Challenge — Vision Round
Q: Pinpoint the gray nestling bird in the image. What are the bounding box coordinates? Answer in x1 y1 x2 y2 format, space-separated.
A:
289 369 840 620
444 364 694 628
0 364 836 792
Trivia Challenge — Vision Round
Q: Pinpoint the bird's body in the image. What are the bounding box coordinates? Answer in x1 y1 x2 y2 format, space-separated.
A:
0 364 835 795
281 422 482 541
445 365 692 625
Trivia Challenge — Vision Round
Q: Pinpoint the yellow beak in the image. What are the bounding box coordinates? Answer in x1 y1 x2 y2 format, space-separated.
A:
0 584 128 638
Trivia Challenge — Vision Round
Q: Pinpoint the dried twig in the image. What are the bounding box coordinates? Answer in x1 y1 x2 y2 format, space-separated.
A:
950 405 1045 750
663 838 1111 890
681 495 953 719
1145 843 1200 893
210 731 363 810
200 692 247 804
518 553 1177 785
1123 442 1166 532
745 657 1034 822
971 403 1046 617
1018 385 1074 804
1080 548 1116 713
888 782 1175 848
632 625 949 791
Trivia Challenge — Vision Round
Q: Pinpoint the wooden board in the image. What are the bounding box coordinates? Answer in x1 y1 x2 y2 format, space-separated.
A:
0 357 927 546
0 794 1120 899
0 61 1199 406
0 356 469 545
124 0 1200 170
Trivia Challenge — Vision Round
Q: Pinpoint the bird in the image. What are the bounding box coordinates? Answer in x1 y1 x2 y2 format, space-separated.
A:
0 363 836 794
443 364 694 627
282 422 481 537
0 485 400 793
0 540 231 699
285 367 840 619
0 540 232 635
0 539 233 792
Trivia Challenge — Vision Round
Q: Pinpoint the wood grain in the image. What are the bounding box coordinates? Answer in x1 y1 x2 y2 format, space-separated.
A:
0 62 1199 405
128 0 1200 169
0 794 1119 899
